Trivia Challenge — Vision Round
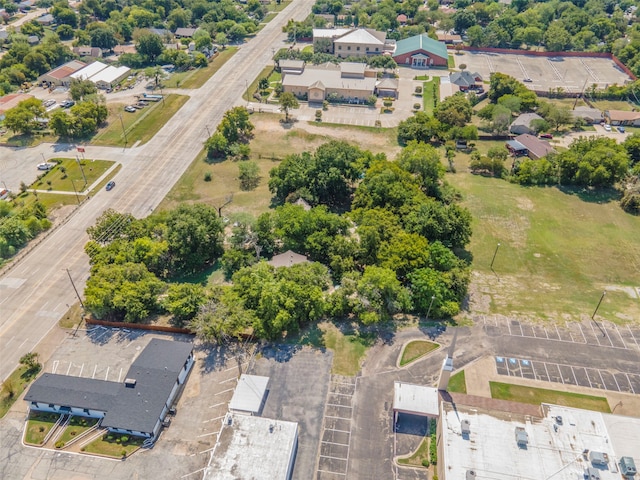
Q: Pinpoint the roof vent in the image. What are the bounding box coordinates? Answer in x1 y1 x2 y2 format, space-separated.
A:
590 451 609 466
461 419 471 435
466 470 476 480
515 427 529 447
124 378 137 388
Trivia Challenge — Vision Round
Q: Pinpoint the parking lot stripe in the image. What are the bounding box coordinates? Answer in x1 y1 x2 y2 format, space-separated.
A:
79 363 84 377
598 370 606 389
92 364 97 378
117 367 122 383
578 324 587 343
626 325 640 348
209 402 226 409
317 469 346 476
325 415 351 420
220 376 237 384
613 324 627 349
626 374 636 394
325 428 351 434
327 404 352 409
320 455 348 462
52 360 59 374
589 322 603 346
571 366 578 385
322 440 350 447
66 362 72 375
330 392 353 397
612 373 621 391
203 415 225 424
105 366 110 381
196 430 220 438
214 388 234 396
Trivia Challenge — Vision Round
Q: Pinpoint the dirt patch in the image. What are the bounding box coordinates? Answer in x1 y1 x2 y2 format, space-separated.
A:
516 196 534 211
483 214 529 248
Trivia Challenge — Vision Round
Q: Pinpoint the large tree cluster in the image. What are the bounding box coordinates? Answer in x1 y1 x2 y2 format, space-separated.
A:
0 201 51 263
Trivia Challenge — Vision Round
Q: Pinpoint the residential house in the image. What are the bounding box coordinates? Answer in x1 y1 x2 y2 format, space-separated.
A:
604 109 640 126
509 133 555 159
27 35 39 45
509 112 544 135
397 14 408 26
73 46 102 58
174 27 198 38
392 34 448 68
38 60 88 86
282 62 377 102
449 70 482 91
113 44 137 55
148 27 171 38
0 93 33 120
571 106 602 124
35 13 54 25
436 32 463 44
25 339 194 440
268 250 309 268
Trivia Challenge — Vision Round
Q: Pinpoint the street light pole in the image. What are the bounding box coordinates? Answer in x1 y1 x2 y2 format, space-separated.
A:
490 243 501 270
118 114 128 147
591 291 606 320
426 295 436 321
76 155 87 189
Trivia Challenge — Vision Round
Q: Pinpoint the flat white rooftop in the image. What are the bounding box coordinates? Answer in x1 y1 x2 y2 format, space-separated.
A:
228 374 269 414
441 402 640 480
204 414 298 480
393 381 439 417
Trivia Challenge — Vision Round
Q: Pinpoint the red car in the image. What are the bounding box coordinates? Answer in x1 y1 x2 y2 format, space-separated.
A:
540 133 553 139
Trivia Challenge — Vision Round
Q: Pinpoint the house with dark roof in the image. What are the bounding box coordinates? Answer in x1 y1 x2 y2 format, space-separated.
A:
392 34 448 68
571 106 602 124
35 13 54 25
73 46 103 58
509 112 544 135
509 133 555 160
25 339 194 439
449 70 482 91
174 27 198 38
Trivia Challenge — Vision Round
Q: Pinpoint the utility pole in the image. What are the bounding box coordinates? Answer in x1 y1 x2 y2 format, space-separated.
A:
65 269 85 310
591 291 606 320
71 179 80 204
76 155 87 189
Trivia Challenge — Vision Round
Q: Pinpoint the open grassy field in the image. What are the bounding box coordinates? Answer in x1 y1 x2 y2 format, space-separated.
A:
158 114 400 216
32 158 114 192
447 156 640 323
319 323 373 376
490 382 611 412
590 99 635 111
166 47 238 89
91 94 188 147
399 340 439 366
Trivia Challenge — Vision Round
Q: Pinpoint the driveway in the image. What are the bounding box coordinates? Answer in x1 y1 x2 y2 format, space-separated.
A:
551 123 627 148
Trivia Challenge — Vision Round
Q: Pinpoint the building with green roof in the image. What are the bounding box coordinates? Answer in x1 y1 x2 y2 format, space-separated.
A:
392 34 448 68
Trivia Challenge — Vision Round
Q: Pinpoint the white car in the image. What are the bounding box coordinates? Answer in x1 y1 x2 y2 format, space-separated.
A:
43 99 56 107
37 162 55 170
604 124 612 131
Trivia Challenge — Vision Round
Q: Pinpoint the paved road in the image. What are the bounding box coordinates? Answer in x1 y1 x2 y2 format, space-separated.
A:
0 0 316 382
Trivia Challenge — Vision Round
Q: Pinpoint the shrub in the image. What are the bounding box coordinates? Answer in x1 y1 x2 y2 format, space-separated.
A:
413 103 420 110
422 459 430 468
70 430 77 436
121 435 129 443
415 86 422 95
383 100 392 108
38 426 45 433
55 440 65 448
315 110 322 122
322 100 328 110
204 172 212 182
121 449 127 457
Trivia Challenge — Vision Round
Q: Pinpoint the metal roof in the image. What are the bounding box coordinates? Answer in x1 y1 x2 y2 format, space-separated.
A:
393 34 448 60
229 374 270 414
71 61 108 81
393 382 439 417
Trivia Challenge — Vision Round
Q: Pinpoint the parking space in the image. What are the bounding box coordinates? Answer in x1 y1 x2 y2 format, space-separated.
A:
317 375 356 480
454 52 631 93
482 315 640 352
495 356 640 394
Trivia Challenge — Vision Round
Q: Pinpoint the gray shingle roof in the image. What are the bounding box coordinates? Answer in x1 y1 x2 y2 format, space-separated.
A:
25 338 193 435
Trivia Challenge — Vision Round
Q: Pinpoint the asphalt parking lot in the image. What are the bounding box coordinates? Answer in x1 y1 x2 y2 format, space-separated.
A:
454 52 631 93
249 344 332 480
482 315 640 351
496 356 640 394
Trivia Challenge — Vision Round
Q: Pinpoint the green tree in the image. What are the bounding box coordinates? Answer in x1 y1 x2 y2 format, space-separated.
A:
396 141 444 199
238 161 260 190
258 77 269 91
356 266 411 324
544 21 572 51
434 92 472 128
136 32 164 62
90 26 118 50
3 98 45 135
189 288 256 344
69 79 98 102
215 32 228 48
279 91 299 122
162 283 206 325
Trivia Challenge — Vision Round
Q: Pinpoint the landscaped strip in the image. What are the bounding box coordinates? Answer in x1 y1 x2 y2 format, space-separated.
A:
399 340 439 367
489 382 611 412
24 412 61 445
81 432 145 458
177 47 239 89
57 417 99 446
1 365 41 419
447 370 467 394
397 436 430 468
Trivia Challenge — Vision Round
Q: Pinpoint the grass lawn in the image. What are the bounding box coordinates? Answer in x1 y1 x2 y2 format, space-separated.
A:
447 156 640 322
0 130 57 148
320 323 373 376
399 340 439 366
24 412 60 445
590 100 635 111
58 302 84 329
31 158 114 193
245 66 274 102
302 45 313 53
490 382 611 412
82 432 145 458
166 47 238 88
448 54 455 69
447 370 467 394
266 0 290 12
397 437 430 468
57 416 99 446
91 94 188 147
1 365 41 418
423 77 440 114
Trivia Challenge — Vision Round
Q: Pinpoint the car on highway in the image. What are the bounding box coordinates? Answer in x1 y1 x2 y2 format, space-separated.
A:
124 105 136 113
37 162 56 170
604 124 612 131
106 181 116 191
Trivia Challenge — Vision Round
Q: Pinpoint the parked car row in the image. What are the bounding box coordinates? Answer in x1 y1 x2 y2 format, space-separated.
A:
125 100 150 113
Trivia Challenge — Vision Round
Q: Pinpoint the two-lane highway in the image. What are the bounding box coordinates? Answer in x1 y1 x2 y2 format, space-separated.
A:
0 0 315 382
